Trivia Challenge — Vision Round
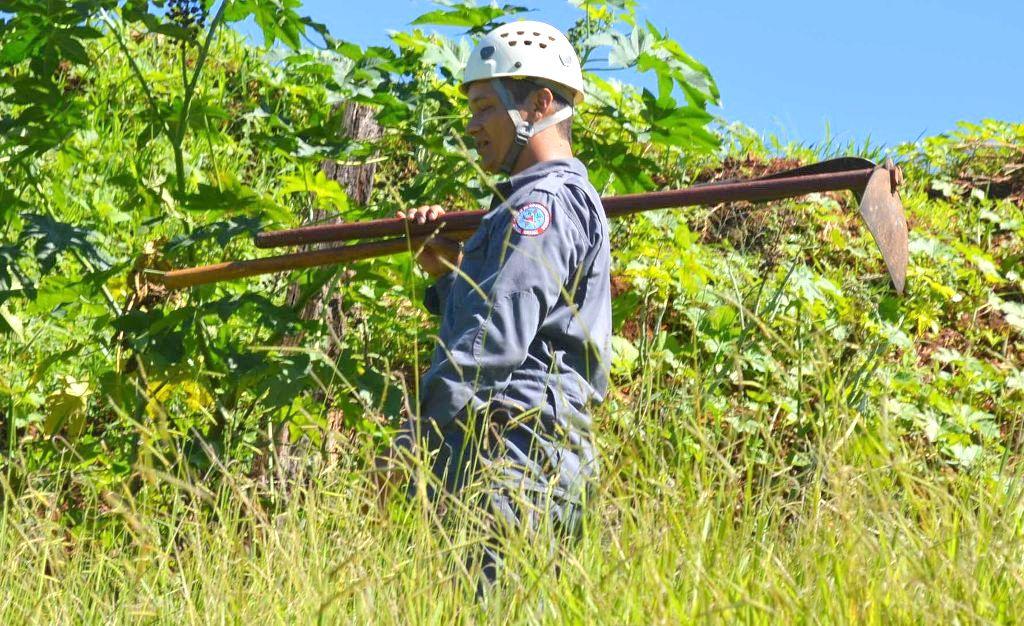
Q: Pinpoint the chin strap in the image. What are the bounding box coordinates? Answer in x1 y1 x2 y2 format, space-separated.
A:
491 79 574 175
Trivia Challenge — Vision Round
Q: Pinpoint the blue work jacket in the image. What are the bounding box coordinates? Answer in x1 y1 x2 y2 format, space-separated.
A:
414 158 611 499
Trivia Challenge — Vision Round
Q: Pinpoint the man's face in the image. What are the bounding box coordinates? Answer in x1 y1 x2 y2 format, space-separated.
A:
466 81 516 173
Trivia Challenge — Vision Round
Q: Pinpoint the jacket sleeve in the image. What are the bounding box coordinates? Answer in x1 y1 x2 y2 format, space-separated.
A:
418 192 585 432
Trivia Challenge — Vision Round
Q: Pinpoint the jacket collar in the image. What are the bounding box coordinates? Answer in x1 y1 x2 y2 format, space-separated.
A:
491 158 586 208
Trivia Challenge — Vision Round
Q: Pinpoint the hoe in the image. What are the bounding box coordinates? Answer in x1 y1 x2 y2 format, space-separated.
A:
159 157 909 293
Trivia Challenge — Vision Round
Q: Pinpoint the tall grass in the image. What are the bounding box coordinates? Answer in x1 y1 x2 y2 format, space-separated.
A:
3 351 1022 624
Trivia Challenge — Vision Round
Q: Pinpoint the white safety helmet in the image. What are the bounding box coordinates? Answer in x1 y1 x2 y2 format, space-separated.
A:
462 20 585 104
462 21 585 173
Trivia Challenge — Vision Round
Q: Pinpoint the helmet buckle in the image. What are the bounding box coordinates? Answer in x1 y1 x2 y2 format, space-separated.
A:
514 125 533 146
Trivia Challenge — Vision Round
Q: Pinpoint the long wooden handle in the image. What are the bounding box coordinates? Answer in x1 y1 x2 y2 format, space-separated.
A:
254 167 875 248
161 164 881 289
160 231 476 289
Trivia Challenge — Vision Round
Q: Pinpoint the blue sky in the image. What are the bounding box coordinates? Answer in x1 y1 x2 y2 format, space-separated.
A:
256 0 1022 149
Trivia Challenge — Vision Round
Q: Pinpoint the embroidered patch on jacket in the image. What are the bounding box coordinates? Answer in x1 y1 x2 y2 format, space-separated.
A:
512 202 551 236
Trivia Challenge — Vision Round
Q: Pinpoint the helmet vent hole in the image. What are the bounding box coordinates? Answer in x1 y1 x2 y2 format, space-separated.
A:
548 36 555 41
533 32 540 36
509 41 517 46
517 31 524 35
539 43 547 48
524 40 532 45
500 32 508 38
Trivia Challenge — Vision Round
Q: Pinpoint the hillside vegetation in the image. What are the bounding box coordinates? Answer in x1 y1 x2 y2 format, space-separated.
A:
1 1 1023 623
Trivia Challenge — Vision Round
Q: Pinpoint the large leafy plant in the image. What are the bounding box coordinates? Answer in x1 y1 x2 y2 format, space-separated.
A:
0 0 722 491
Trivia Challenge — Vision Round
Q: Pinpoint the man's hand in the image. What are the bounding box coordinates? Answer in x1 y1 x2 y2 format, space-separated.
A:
397 205 462 278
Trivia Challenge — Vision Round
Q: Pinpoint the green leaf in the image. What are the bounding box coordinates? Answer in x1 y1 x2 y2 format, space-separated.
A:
179 183 263 213
0 303 23 338
0 21 44 66
411 3 526 33
44 376 91 440
165 216 264 254
20 213 107 274
0 186 29 226
421 36 471 79
255 0 304 49
279 169 350 212
585 29 649 69
611 335 640 377
947 443 983 468
705 305 740 337
586 24 719 108
0 245 28 293
53 31 90 65
640 89 718 152
241 352 312 409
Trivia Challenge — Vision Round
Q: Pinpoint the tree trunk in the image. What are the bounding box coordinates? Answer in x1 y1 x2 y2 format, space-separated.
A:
282 102 381 350
255 102 381 485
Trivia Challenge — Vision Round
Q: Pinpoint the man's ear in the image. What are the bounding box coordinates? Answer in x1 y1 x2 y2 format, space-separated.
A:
531 87 555 117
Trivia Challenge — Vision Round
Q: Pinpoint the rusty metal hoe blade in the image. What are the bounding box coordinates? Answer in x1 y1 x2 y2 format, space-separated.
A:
857 159 909 294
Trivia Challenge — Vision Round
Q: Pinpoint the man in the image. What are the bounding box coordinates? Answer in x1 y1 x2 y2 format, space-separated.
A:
390 20 611 576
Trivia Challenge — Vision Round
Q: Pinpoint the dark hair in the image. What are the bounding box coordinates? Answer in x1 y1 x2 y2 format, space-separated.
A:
499 78 573 142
